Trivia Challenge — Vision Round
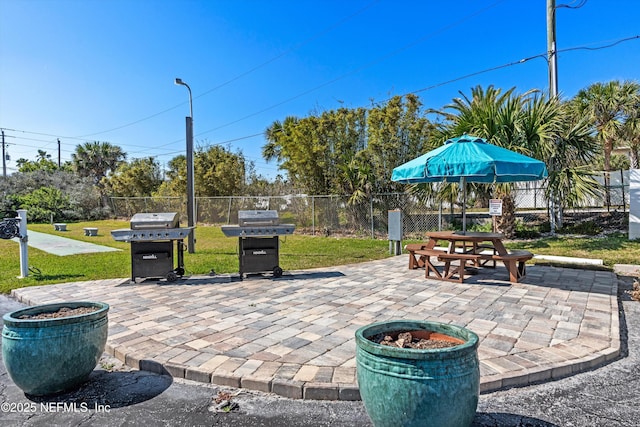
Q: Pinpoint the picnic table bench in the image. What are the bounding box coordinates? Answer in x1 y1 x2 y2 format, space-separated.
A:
480 249 533 283
414 248 482 283
408 232 533 283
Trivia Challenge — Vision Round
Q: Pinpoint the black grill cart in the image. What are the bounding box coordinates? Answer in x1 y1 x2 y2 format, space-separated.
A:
111 212 192 282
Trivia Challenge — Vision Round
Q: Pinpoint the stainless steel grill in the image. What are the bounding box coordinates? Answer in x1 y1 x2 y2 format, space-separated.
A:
221 210 295 278
111 212 193 282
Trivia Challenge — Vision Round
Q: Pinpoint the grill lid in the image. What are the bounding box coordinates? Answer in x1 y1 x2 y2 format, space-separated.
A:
238 210 279 226
130 212 179 229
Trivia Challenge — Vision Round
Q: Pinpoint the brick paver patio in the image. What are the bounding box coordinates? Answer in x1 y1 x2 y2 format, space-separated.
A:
10 255 619 400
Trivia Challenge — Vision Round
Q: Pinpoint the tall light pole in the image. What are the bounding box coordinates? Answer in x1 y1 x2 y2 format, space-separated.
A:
175 78 196 253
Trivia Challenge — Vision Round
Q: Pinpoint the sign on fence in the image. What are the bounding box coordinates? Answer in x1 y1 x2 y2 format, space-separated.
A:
489 199 503 216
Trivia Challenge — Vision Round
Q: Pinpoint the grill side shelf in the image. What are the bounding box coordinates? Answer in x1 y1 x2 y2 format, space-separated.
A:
221 224 295 237
111 227 193 242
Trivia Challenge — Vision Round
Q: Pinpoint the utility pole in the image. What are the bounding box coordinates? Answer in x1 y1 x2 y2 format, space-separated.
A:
57 138 61 168
547 0 559 99
2 130 6 178
547 0 558 234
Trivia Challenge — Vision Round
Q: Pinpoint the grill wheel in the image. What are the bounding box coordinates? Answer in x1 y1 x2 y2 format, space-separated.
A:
273 266 283 278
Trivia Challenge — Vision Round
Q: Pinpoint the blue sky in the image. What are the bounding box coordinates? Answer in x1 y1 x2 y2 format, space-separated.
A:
1 0 639 179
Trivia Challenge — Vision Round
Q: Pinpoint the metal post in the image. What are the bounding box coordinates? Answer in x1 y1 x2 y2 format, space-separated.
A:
175 78 196 253
312 196 315 235
2 130 6 178
186 116 195 252
547 0 558 234
370 196 374 239
17 210 28 278
622 169 626 213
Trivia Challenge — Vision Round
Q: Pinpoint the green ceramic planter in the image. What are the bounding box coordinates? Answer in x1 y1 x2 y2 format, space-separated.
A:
2 301 109 396
356 320 479 427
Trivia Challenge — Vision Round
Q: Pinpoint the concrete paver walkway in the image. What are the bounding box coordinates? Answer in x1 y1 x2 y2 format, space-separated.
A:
9 255 619 400
12 230 120 256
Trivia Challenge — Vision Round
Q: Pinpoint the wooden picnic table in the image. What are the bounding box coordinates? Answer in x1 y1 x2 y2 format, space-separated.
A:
407 231 532 283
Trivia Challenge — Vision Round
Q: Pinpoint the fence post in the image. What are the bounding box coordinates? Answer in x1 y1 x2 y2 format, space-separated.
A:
370 196 374 239
606 170 611 212
621 169 626 213
195 196 198 225
312 196 315 235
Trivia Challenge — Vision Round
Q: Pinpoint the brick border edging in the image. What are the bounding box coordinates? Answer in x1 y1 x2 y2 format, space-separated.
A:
105 335 620 401
104 342 362 400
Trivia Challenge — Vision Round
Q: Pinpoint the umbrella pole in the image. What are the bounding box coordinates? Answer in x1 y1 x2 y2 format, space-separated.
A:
461 177 467 234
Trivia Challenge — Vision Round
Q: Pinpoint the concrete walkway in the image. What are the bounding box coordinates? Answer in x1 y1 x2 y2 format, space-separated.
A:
12 230 120 256
8 254 620 401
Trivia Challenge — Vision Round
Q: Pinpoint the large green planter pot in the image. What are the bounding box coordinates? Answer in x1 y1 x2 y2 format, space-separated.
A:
2 301 109 396
356 320 479 427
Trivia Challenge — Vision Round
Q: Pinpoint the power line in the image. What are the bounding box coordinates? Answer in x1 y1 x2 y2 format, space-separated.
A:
2 127 279 172
3 33 638 165
387 34 640 100
0 0 511 157
559 34 640 53
52 0 504 143
192 33 640 144
557 0 588 9
191 0 509 139
71 0 381 139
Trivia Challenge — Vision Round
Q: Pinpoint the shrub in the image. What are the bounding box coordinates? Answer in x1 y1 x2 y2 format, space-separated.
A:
515 220 542 239
1 170 109 222
557 220 602 236
15 187 71 223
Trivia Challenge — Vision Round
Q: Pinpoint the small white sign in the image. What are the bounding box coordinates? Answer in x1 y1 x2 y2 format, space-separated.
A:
489 199 503 216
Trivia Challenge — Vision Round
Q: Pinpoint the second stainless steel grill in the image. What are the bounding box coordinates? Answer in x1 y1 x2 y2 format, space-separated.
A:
221 210 295 278
111 212 193 282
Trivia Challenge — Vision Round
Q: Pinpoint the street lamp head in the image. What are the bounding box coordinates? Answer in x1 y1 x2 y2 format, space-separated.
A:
175 77 184 86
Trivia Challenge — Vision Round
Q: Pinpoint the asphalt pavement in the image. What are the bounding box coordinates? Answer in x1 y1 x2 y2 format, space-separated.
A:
1 274 639 426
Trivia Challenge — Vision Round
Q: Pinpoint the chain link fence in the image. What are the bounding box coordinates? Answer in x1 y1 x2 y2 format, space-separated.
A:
109 171 630 238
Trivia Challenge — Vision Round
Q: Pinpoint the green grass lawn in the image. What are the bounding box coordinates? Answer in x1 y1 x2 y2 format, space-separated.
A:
0 220 392 294
2 220 640 295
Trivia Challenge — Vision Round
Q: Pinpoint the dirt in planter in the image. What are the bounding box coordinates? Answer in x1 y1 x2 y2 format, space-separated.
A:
371 331 462 349
19 306 99 320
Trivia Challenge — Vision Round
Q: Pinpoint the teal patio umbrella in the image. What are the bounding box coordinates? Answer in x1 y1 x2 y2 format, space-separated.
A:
391 135 548 232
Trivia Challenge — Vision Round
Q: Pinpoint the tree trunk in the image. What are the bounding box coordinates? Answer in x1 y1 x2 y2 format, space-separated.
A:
495 192 516 239
630 148 639 169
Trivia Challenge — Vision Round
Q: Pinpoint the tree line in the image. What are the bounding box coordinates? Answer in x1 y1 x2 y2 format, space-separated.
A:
2 80 639 235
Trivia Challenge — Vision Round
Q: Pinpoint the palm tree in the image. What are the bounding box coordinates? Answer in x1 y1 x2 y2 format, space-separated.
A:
72 141 126 206
435 85 596 236
72 141 126 185
571 80 640 206
435 86 536 236
618 90 640 168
